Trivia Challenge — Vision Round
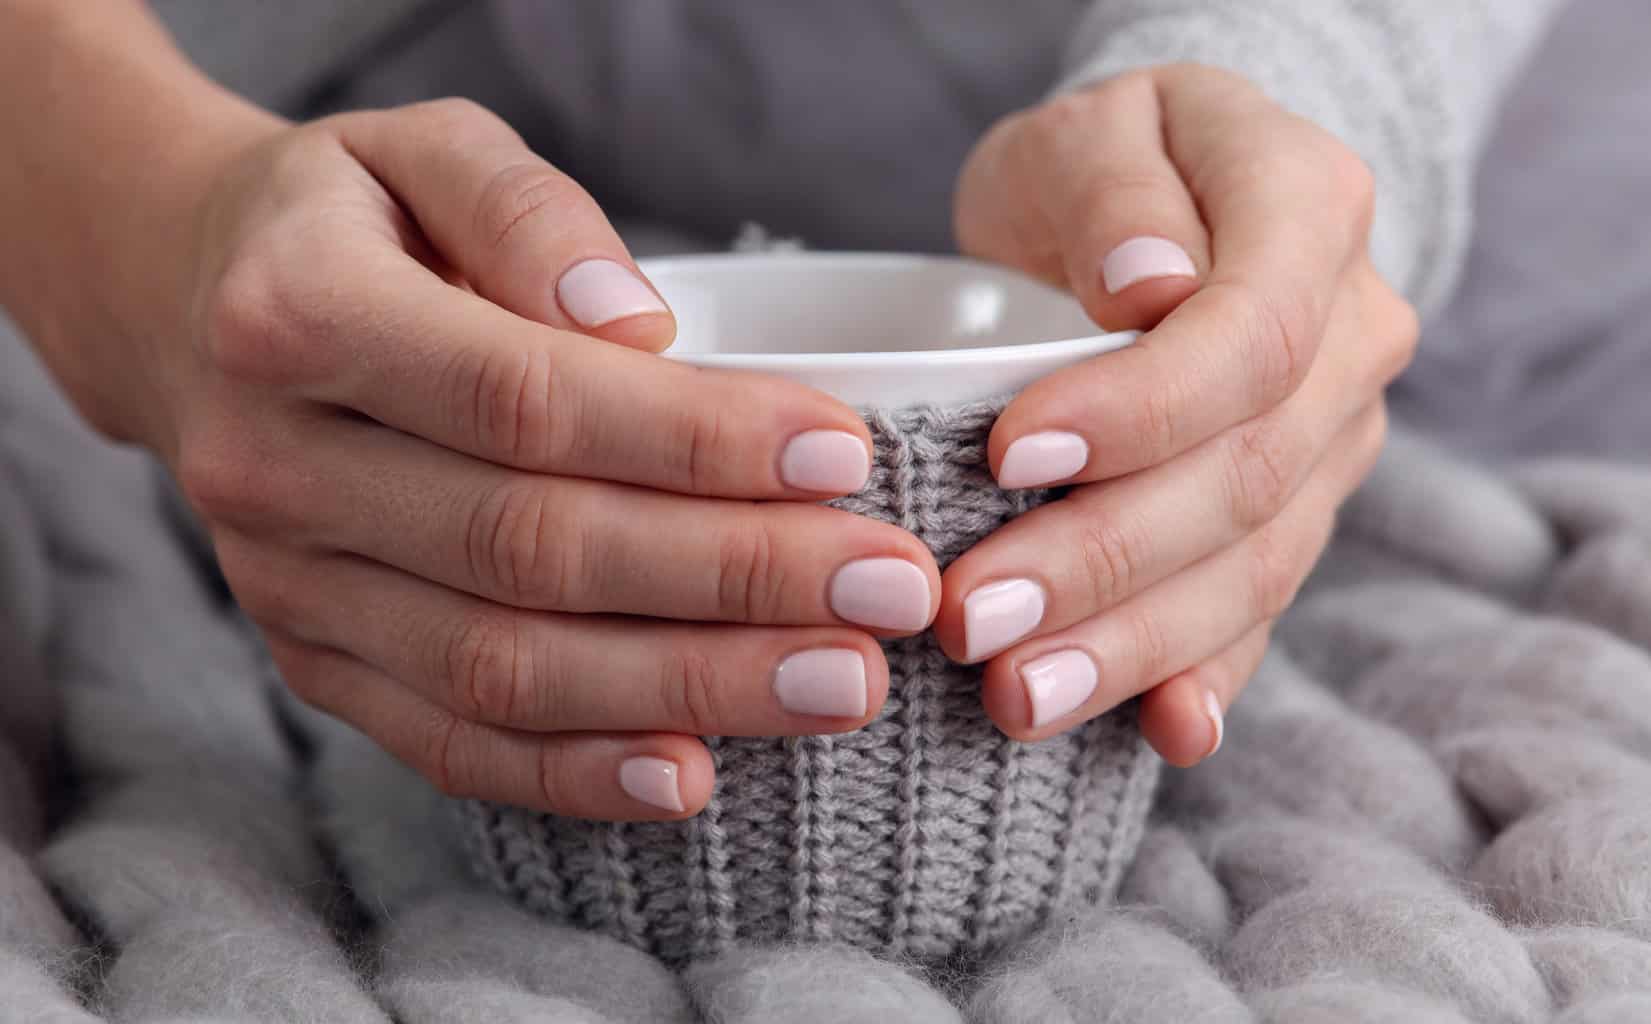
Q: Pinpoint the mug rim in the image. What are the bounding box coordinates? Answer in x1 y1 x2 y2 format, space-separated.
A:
639 251 1139 372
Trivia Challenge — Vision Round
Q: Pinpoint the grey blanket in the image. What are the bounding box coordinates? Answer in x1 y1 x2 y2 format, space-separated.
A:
4 312 1651 1023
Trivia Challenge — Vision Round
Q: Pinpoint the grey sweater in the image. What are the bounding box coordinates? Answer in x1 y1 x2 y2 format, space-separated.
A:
485 0 1565 316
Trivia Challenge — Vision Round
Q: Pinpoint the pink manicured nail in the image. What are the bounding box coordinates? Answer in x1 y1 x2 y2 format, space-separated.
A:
829 558 932 631
779 430 870 493
1102 237 1197 294
773 648 868 718
618 756 684 812
997 432 1089 489
963 578 1047 661
556 259 669 328
1020 648 1098 728
1202 690 1225 758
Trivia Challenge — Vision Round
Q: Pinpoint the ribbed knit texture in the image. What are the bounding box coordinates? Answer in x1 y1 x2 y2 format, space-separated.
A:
455 400 1160 964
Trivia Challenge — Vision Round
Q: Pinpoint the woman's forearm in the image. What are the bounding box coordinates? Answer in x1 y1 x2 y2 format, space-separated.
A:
0 0 281 439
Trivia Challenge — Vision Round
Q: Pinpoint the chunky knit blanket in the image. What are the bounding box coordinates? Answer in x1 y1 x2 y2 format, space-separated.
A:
6 315 1651 1023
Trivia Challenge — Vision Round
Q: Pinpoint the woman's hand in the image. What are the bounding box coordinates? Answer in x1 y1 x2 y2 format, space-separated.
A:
146 99 942 819
944 64 1418 765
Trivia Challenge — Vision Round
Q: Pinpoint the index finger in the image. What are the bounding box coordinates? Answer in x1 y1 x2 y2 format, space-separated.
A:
989 71 1374 487
225 238 874 499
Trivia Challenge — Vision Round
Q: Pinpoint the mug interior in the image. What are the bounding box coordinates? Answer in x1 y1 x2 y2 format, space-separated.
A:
643 253 1136 406
644 253 1098 356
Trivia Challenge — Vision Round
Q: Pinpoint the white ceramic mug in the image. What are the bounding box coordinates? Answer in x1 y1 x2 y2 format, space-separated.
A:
643 252 1137 406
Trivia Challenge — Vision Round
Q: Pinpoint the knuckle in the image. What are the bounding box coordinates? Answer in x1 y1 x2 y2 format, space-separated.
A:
1166 62 1248 92
1349 268 1419 390
1124 377 1184 463
408 96 508 140
176 439 263 526
1128 610 1173 684
205 251 299 382
471 160 588 254
661 648 726 735
1324 143 1377 225
1382 291 1422 383
1225 280 1316 405
537 739 575 812
1248 525 1309 620
465 481 566 607
1024 90 1090 143
1007 80 1133 175
1225 419 1298 529
715 517 787 623
414 708 467 798
1050 69 1150 123
442 613 527 724
206 225 360 386
441 343 557 466
672 400 727 494
1078 513 1150 608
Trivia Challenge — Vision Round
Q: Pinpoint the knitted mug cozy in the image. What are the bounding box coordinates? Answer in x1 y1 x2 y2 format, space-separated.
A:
455 401 1160 964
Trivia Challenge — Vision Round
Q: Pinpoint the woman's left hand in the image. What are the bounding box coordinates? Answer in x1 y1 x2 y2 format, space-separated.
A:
941 63 1418 765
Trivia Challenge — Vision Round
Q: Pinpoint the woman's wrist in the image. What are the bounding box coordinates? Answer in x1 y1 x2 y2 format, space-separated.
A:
0 1 285 449
100 98 288 455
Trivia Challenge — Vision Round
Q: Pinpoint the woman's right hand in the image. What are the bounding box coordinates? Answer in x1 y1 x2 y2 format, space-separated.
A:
151 99 938 819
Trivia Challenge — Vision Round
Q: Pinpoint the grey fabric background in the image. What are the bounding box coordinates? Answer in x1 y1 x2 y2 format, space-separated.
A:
152 0 435 110
1389 0 1651 461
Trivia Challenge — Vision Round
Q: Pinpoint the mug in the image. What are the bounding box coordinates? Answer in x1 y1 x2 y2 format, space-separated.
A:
456 252 1161 964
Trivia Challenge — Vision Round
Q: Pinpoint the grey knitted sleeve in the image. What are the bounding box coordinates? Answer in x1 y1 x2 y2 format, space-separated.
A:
1054 0 1565 316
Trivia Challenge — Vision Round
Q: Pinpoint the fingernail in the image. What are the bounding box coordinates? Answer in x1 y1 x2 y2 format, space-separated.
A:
997 432 1089 489
779 430 870 493
1019 648 1098 728
1102 237 1197 294
556 259 669 328
829 558 932 631
1202 690 1225 758
774 648 868 718
963 578 1047 661
618 755 684 812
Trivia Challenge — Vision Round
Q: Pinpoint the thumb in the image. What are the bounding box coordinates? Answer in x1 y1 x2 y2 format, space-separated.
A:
331 98 675 352
956 73 1208 332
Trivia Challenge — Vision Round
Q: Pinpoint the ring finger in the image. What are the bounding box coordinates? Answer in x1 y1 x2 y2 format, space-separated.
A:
223 536 889 736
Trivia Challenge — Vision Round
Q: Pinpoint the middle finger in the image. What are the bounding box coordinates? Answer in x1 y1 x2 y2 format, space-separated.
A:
229 415 940 632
